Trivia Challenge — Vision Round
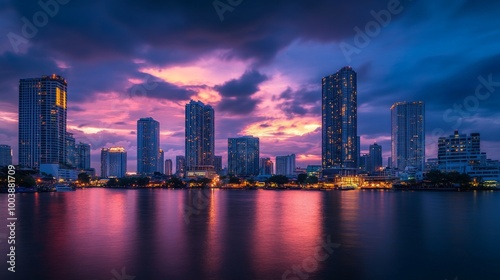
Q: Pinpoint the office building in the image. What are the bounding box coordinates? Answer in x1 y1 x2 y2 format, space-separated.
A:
137 117 160 174
77 142 91 170
19 74 67 168
185 100 214 171
260 158 273 175
65 132 77 167
369 143 383 173
276 154 296 176
176 155 186 177
157 149 164 174
438 131 499 183
322 66 358 169
228 136 260 176
214 155 223 174
391 101 425 171
0 145 12 167
165 159 173 176
101 147 127 178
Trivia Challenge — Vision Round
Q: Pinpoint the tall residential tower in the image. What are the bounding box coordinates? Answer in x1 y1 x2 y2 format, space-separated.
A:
19 74 67 168
391 101 425 171
137 117 160 174
322 66 358 169
185 100 214 171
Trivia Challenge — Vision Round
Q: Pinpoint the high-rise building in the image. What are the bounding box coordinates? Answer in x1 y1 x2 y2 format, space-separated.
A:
260 158 274 175
276 154 296 176
77 142 91 170
164 159 173 176
175 155 186 177
369 143 383 173
157 149 164 174
391 101 425 171
214 155 222 174
359 154 370 173
101 147 127 178
228 136 260 176
0 145 13 167
438 131 499 183
19 74 67 168
137 117 160 174
65 132 77 167
322 66 358 169
185 100 214 171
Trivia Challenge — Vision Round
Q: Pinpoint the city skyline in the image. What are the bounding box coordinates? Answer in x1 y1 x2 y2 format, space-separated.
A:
1 1 500 173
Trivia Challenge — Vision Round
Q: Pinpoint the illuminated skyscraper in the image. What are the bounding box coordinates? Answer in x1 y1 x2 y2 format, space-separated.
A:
369 143 383 173
157 149 164 174
19 74 67 168
214 155 222 174
137 117 160 174
322 66 358 169
391 101 425 171
101 147 127 178
228 136 260 176
185 100 214 171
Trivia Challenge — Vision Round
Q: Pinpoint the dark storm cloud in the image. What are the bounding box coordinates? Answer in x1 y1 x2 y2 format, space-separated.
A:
126 80 197 102
214 69 268 115
276 87 320 117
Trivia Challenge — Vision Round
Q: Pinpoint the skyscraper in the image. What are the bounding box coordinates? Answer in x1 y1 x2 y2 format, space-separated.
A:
185 100 214 171
260 158 274 175
214 155 223 174
0 145 12 167
65 132 77 167
175 155 186 177
137 117 160 174
322 66 358 169
101 147 127 178
19 74 67 168
369 143 383 173
77 142 91 170
391 101 425 171
157 149 164 174
276 154 296 176
165 159 173 176
228 136 260 176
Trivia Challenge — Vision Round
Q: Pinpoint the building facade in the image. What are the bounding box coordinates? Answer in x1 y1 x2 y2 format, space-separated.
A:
438 131 499 183
228 136 260 176
101 147 127 178
185 100 214 171
0 145 12 167
369 143 383 173
214 155 223 174
19 74 67 168
260 158 274 175
137 117 160 174
175 155 186 177
276 154 296 176
322 66 358 169
158 149 164 174
391 101 425 171
165 159 173 176
77 142 91 170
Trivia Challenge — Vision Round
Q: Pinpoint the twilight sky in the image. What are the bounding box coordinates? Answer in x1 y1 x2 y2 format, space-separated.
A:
1 0 500 173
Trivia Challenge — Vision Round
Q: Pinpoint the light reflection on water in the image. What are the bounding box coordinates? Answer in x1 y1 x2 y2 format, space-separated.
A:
1 189 500 280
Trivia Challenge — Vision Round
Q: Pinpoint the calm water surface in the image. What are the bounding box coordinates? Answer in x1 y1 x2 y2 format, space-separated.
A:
1 189 500 280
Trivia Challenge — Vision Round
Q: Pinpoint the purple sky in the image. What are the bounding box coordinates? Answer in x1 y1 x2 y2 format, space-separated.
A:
0 0 499 173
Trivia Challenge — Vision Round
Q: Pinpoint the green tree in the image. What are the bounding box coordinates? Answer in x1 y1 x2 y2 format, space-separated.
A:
78 172 91 184
107 178 118 187
297 173 307 185
267 175 289 187
305 176 319 184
